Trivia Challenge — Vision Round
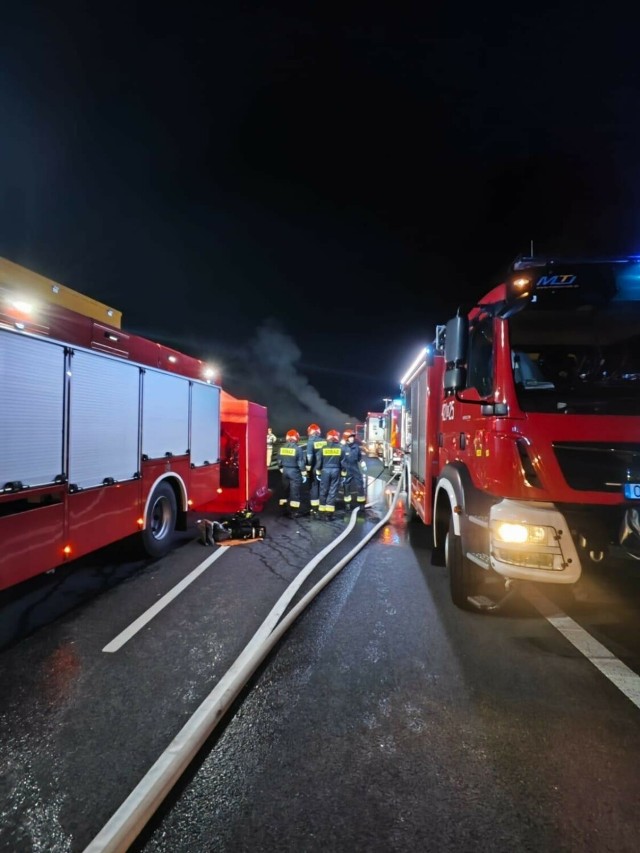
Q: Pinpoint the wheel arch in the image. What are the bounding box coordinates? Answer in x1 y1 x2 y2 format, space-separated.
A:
434 462 496 542
433 463 468 547
143 474 187 527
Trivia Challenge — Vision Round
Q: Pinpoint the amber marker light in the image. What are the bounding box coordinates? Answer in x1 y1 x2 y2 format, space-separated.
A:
137 517 144 527
63 545 72 558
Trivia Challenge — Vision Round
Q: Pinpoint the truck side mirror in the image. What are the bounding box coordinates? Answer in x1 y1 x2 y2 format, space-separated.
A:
443 314 468 392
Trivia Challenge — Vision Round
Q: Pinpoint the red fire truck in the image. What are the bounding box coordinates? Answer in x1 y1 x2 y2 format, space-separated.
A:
364 412 384 457
400 255 640 612
0 257 268 591
381 398 404 472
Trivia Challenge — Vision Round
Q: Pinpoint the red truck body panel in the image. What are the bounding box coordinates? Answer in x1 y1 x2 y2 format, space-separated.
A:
0 259 267 590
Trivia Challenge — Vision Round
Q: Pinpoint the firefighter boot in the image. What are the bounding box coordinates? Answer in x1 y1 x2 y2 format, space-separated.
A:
200 520 216 545
197 519 214 545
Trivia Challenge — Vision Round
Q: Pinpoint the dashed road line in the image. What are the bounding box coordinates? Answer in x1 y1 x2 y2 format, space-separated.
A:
102 547 229 653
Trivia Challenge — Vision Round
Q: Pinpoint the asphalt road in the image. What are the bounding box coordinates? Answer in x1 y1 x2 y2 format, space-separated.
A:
1 461 640 852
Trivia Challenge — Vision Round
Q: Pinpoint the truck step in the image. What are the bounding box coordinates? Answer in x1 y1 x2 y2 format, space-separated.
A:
466 595 498 610
467 582 519 613
467 551 491 569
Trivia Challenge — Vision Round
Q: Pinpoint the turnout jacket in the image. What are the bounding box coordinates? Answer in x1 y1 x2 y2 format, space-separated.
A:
343 440 365 471
305 436 327 471
316 441 346 473
278 441 306 473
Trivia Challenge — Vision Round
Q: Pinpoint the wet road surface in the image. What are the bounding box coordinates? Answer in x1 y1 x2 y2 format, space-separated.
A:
1 461 640 852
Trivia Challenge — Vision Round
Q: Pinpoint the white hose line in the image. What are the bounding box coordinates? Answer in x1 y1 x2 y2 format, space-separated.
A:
266 468 405 646
84 490 404 853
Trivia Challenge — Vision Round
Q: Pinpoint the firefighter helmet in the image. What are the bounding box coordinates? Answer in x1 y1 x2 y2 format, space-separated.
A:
286 429 300 442
307 423 321 436
342 430 354 441
327 429 340 442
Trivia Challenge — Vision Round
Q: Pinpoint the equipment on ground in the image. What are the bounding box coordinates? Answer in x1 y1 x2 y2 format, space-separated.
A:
198 509 266 544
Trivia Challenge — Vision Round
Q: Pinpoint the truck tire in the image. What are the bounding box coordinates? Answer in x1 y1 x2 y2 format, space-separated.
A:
445 514 478 610
141 482 177 559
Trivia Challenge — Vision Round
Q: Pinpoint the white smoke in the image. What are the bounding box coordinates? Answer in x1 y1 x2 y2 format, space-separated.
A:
220 319 359 436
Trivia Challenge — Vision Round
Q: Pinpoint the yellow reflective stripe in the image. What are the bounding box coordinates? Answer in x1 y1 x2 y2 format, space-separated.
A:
314 440 327 449
280 448 296 456
323 447 341 456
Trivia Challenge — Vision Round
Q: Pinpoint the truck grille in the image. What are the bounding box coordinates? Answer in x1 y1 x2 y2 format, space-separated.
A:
553 442 640 492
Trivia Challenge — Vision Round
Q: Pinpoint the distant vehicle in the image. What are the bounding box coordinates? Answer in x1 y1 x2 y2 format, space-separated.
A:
0 257 267 591
399 255 640 612
364 412 384 458
381 399 404 472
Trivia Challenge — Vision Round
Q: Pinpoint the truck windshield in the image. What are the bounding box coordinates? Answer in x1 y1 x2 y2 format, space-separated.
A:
508 304 640 414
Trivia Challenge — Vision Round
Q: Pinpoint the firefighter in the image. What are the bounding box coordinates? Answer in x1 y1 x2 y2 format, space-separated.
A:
305 423 326 514
278 429 307 517
266 427 277 467
342 430 367 508
316 429 347 519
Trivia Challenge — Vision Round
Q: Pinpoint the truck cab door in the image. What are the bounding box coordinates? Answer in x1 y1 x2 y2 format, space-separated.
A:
442 314 495 489
459 316 494 488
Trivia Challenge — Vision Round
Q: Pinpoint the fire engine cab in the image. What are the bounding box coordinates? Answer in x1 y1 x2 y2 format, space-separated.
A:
400 255 640 611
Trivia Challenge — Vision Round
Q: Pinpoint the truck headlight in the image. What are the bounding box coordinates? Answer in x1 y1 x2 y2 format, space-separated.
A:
488 499 581 582
493 522 550 545
490 520 561 570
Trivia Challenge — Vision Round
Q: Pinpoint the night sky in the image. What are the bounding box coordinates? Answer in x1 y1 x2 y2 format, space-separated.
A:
2 2 640 434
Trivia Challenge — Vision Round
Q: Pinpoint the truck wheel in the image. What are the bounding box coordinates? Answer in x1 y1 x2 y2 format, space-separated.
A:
445 515 478 610
141 482 177 559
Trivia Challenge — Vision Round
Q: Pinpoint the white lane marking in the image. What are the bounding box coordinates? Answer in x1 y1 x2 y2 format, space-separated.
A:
525 587 640 710
102 547 229 653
